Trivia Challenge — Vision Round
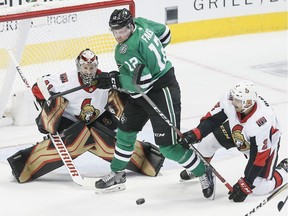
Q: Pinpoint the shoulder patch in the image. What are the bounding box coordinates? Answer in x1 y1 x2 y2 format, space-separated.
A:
119 44 128 54
256 116 267 127
60 73 68 83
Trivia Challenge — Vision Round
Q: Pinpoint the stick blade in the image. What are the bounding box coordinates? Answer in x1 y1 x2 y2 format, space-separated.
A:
278 201 284 211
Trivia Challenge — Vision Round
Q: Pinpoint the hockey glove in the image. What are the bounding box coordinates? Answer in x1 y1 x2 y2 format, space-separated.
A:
36 96 68 134
179 128 201 149
228 177 254 202
96 71 120 90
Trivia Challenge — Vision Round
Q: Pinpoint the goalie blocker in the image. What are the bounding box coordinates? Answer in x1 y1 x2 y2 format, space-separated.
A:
7 92 165 183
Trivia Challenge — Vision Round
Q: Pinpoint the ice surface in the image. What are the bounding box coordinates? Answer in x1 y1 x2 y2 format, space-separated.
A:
0 31 287 216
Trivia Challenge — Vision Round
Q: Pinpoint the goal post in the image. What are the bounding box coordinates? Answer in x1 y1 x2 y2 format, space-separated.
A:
0 0 135 126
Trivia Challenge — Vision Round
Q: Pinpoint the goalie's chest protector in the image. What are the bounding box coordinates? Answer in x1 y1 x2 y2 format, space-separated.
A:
50 70 109 122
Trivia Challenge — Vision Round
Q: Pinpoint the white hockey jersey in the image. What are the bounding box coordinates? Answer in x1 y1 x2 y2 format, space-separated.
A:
204 91 282 180
41 70 109 124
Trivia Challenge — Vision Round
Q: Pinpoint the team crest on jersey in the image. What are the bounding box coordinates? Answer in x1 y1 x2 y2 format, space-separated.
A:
60 73 68 83
232 124 250 151
79 104 100 123
119 44 128 54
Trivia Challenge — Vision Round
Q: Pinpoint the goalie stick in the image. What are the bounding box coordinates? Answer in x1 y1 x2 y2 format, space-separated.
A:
8 49 41 112
37 72 131 102
37 76 92 101
39 81 105 187
244 182 288 216
9 50 98 187
37 71 128 192
132 64 233 192
48 132 84 186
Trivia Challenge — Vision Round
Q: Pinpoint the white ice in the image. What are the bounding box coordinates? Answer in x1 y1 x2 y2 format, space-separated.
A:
0 31 287 216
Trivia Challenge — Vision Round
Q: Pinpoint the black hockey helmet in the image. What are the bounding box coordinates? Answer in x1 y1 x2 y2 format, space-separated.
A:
109 8 134 30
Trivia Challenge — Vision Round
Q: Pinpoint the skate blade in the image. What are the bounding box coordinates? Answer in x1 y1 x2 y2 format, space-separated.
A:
95 184 126 194
179 175 197 183
207 192 215 200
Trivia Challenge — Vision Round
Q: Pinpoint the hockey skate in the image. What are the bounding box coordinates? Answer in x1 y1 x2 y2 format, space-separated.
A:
276 158 288 173
95 171 126 194
179 169 197 182
199 166 215 200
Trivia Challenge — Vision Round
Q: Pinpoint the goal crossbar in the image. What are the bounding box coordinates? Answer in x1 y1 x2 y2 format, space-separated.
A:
0 0 135 126
0 0 135 21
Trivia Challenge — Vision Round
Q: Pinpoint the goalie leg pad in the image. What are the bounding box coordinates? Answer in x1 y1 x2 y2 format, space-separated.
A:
139 142 165 177
89 126 117 161
90 125 164 177
7 121 95 183
7 146 34 183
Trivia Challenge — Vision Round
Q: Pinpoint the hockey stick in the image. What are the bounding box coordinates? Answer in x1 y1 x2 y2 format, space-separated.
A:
48 132 84 186
37 72 130 102
244 183 288 216
38 82 103 187
132 64 233 192
36 76 92 102
37 76 92 101
8 49 41 111
278 195 288 212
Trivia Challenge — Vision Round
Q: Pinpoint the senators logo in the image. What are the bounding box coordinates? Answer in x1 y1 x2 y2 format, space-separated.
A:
232 125 250 151
76 99 100 123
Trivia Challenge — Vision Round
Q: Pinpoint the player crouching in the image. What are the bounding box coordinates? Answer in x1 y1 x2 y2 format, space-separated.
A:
7 49 165 184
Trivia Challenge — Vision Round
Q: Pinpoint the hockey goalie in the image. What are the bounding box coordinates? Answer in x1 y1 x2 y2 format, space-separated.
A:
7 49 165 183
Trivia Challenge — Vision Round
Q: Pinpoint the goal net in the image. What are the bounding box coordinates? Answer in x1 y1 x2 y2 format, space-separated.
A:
0 0 135 126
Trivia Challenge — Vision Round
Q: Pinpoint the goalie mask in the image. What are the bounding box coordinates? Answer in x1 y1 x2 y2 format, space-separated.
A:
230 80 258 113
76 49 98 85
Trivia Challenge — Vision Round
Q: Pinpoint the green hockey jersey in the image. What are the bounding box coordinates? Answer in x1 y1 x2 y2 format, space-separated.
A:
114 17 173 97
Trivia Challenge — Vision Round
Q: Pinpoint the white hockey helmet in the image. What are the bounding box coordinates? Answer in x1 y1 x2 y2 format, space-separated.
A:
76 48 98 84
230 80 258 113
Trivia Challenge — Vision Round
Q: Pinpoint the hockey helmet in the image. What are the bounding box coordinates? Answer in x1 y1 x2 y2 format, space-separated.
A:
230 80 258 113
109 8 134 30
76 48 98 85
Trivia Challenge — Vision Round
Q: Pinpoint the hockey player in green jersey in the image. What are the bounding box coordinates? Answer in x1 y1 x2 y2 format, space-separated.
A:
95 8 215 198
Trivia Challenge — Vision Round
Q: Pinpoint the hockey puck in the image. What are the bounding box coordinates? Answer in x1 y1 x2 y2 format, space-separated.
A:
136 198 145 205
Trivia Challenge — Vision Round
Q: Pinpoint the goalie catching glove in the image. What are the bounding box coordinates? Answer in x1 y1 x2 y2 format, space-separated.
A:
95 71 121 90
179 128 202 149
